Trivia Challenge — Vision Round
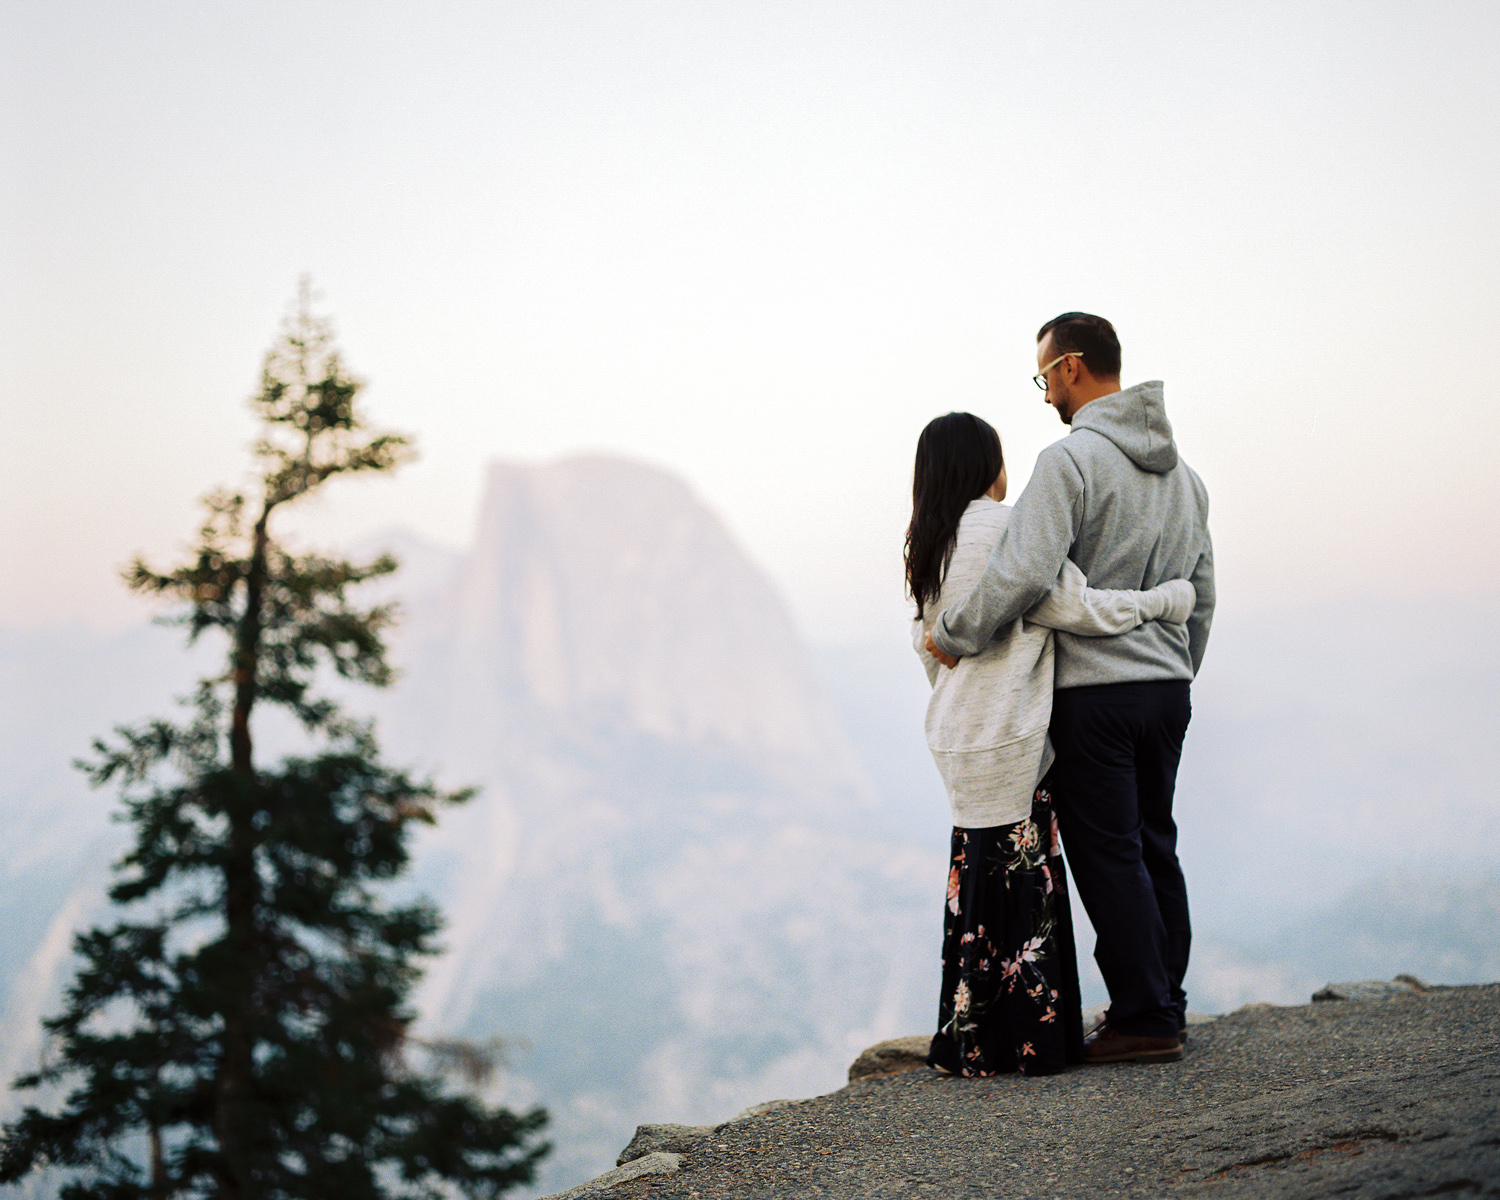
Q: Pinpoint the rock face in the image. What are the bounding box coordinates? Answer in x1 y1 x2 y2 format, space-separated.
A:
543 1151 685 1200
616 1124 718 1167
399 456 858 777
846 1035 931 1083
364 457 945 1194
1311 973 1430 1001
576 982 1500 1199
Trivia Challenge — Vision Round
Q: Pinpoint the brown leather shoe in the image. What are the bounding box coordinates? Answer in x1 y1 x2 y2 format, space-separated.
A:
1083 1022 1183 1064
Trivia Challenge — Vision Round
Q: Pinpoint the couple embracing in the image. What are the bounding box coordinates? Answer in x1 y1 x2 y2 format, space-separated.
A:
908 312 1214 1076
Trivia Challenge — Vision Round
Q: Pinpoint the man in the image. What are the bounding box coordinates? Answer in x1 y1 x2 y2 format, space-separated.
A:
927 312 1214 1064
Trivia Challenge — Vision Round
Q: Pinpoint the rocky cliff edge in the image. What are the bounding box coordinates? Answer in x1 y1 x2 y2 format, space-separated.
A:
544 979 1499 1199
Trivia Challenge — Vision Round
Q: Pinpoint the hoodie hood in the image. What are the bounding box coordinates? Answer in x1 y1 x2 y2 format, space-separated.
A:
1069 380 1178 474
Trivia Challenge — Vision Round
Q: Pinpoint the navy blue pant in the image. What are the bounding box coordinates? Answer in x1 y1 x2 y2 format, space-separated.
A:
1047 680 1192 1039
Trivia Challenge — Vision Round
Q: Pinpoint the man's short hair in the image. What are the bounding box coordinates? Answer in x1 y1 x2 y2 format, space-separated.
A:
1037 312 1121 378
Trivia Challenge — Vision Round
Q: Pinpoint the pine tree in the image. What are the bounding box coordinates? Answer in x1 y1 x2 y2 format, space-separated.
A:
0 284 548 1199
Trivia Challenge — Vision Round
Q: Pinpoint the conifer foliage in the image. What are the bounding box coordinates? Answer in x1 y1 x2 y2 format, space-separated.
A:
0 285 548 1199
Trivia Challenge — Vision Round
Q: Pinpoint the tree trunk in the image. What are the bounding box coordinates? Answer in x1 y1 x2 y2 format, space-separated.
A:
150 1119 167 1199
216 507 270 1199
229 511 267 778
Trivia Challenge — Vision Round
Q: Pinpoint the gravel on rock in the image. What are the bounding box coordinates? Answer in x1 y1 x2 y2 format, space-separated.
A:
593 983 1500 1199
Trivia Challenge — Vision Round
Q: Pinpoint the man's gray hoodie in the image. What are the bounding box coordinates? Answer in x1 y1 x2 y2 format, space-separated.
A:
932 381 1215 687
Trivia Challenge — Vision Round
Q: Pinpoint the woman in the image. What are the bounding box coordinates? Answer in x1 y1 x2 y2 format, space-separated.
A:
907 412 1194 1077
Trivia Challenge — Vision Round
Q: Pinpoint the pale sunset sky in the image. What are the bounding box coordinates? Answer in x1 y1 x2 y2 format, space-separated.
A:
3 0 1497 641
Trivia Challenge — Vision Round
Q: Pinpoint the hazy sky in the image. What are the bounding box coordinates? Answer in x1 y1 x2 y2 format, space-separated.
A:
4 0 1498 641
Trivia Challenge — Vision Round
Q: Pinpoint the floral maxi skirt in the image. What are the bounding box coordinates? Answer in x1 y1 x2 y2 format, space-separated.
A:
926 789 1085 1077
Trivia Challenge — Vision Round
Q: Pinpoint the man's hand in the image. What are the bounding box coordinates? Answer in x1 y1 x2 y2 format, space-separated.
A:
925 631 959 670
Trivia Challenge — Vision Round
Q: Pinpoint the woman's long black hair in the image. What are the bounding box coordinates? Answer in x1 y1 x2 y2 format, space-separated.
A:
904 412 1003 619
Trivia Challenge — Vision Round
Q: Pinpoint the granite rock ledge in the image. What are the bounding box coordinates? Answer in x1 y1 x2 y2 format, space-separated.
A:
544 979 1499 1199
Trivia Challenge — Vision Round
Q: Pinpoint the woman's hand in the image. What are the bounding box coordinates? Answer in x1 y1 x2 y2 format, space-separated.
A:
925 630 959 670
